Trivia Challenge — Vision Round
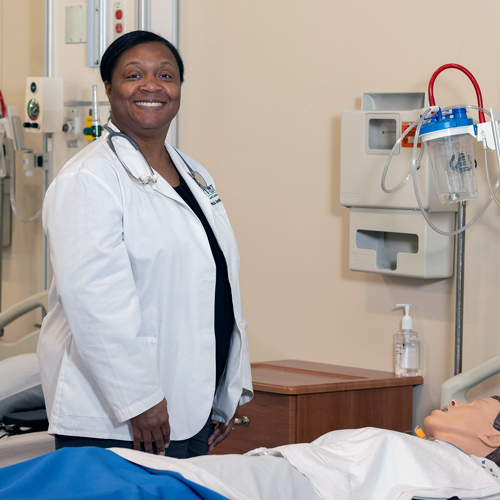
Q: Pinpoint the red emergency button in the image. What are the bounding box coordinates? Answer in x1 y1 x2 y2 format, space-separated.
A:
115 23 123 34
115 9 123 20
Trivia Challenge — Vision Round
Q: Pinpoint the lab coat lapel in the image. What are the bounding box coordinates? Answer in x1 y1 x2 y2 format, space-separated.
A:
106 122 218 233
168 147 219 239
151 174 184 202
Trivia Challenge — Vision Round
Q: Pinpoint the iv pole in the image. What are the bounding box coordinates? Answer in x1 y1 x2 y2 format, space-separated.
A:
42 0 55 291
427 64 488 377
454 203 465 375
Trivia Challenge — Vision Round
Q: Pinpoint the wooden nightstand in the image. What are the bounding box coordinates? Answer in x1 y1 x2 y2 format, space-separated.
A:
211 359 423 455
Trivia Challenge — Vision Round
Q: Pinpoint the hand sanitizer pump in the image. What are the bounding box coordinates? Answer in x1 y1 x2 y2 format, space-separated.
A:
394 303 421 377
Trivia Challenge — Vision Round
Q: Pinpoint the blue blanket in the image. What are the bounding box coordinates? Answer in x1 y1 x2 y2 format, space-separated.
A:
0 447 230 500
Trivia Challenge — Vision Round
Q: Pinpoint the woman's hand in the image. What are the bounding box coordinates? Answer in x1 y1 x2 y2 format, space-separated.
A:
130 398 170 455
208 405 239 452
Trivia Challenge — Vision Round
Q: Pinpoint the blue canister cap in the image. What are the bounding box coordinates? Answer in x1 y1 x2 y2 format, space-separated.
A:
419 108 474 136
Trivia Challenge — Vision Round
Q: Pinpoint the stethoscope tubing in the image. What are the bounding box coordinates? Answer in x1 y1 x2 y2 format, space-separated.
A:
104 125 207 190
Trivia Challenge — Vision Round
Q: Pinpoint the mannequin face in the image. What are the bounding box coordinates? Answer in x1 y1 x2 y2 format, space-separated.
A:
424 397 500 457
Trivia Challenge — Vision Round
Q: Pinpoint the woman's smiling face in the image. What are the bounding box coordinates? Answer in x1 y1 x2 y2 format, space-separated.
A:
105 41 181 141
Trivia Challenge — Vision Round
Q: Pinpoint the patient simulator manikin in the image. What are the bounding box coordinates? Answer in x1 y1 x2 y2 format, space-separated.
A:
423 396 500 465
3 397 500 500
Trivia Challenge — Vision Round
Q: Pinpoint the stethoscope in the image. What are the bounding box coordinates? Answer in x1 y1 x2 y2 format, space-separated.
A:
104 125 209 190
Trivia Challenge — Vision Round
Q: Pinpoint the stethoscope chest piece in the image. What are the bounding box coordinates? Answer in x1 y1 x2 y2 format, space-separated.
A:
192 170 208 190
139 173 158 184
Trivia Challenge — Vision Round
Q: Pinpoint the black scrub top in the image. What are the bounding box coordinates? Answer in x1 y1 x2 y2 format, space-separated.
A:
173 174 234 386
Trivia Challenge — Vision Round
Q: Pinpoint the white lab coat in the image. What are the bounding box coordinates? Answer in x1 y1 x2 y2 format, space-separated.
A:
38 124 253 441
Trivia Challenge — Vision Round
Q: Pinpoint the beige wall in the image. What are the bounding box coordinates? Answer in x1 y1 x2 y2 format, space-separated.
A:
0 0 45 338
178 0 500 426
0 0 173 339
2 0 500 428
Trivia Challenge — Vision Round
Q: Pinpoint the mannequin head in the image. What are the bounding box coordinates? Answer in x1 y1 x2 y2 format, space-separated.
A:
424 396 500 464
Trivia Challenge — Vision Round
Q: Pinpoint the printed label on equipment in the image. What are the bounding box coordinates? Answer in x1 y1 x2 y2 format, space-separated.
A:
401 121 421 148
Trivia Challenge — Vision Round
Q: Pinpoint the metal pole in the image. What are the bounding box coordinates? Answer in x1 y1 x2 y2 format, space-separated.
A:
454 201 466 375
42 0 54 290
170 0 179 148
41 135 52 291
44 0 54 77
171 0 179 46
137 0 150 31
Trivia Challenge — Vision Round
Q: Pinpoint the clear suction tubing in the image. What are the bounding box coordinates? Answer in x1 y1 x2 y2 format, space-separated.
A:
381 63 500 236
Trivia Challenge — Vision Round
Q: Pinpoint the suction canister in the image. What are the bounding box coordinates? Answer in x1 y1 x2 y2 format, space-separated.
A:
419 107 477 204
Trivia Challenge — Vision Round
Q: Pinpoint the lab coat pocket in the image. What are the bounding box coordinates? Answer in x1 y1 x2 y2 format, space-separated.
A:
60 345 119 419
135 336 158 358
136 336 157 345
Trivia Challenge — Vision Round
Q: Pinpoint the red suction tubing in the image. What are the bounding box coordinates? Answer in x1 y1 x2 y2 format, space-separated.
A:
428 63 485 123
0 90 6 118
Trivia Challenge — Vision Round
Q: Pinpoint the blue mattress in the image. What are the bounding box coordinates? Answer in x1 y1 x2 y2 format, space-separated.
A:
0 447 230 500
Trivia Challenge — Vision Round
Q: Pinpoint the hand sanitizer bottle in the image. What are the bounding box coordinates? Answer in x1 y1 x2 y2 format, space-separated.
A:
394 304 420 377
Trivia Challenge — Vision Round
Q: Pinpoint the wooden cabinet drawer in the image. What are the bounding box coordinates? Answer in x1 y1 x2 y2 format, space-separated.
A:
295 386 414 443
210 360 422 455
210 391 296 455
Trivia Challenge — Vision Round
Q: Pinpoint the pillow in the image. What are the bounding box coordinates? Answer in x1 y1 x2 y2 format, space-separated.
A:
0 353 45 419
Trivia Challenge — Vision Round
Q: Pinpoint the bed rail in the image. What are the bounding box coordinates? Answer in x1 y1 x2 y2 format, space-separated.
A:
440 354 500 407
0 291 49 361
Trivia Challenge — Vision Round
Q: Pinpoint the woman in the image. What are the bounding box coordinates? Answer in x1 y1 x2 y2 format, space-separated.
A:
37 31 253 458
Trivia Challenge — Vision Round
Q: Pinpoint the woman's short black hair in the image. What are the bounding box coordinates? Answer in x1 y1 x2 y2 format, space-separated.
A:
100 30 184 84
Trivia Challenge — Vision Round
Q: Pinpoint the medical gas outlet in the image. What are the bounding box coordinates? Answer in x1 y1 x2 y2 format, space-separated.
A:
23 77 64 133
83 85 102 141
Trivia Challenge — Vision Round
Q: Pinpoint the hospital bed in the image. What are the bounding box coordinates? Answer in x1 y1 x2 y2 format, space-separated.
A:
441 354 500 407
0 290 55 467
1 294 500 499
0 290 48 361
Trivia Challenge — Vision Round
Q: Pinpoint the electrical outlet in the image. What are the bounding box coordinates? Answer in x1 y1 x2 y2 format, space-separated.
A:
113 1 126 40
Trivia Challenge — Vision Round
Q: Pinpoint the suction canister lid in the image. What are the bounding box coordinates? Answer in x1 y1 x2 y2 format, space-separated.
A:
419 107 475 140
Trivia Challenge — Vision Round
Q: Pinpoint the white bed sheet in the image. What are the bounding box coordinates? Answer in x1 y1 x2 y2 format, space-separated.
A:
249 428 500 500
114 426 500 500
0 430 55 468
112 447 322 500
4 427 499 500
